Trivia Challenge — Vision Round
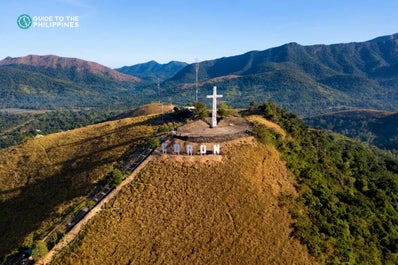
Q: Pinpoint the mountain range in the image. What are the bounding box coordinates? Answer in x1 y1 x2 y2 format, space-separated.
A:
0 55 142 109
161 33 398 116
0 55 140 82
115 60 187 82
2 33 398 116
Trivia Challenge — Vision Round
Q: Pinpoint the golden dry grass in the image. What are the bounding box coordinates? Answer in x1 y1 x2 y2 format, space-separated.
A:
246 115 286 138
117 102 175 119
52 138 317 265
0 115 157 259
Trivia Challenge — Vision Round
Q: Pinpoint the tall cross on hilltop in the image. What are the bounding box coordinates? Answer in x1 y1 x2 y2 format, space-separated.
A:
206 86 223 127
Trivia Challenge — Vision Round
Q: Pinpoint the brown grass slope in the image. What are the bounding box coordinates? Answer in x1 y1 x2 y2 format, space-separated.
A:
112 102 175 120
0 115 157 259
53 139 317 265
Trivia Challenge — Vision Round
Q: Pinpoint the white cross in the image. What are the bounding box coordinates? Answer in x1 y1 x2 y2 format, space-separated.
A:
206 86 223 127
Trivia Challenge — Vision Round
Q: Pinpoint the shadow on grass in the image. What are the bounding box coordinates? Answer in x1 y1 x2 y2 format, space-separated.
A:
0 118 158 262
0 154 119 261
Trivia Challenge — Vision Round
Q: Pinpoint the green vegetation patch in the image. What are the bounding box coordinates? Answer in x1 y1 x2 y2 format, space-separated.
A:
254 102 398 264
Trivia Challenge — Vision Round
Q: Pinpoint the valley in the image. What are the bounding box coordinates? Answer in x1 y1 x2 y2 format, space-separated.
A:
306 109 398 152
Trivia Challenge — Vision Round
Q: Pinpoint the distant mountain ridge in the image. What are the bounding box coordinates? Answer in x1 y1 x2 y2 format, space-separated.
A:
0 55 144 109
164 33 398 116
115 60 187 82
172 33 398 80
0 55 140 82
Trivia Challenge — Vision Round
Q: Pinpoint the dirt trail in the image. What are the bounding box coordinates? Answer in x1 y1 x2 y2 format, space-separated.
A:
38 155 155 265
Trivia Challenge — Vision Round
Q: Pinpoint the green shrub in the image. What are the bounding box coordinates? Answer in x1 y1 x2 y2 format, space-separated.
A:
148 137 160 149
217 102 236 118
31 240 48 260
105 169 124 187
192 101 207 119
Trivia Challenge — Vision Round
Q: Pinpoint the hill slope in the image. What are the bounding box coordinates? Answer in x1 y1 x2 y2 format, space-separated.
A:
52 139 317 264
111 102 175 120
0 109 115 149
305 109 398 151
50 105 398 265
0 114 158 262
163 33 398 116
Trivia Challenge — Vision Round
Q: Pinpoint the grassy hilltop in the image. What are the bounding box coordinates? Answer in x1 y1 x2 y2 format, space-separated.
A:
53 103 398 265
52 138 317 265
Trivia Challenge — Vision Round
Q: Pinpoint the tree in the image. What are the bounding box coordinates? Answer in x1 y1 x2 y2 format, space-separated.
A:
31 240 48 260
105 168 124 186
148 136 160 149
248 101 259 113
260 101 278 121
192 102 207 119
218 102 236 118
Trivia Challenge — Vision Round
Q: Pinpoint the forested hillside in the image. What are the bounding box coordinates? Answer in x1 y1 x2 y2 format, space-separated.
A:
116 60 187 82
0 110 115 149
162 33 398 116
305 110 398 152
0 55 144 109
252 102 398 264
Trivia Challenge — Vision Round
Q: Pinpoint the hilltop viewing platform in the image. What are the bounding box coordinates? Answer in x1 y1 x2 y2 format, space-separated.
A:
173 116 252 143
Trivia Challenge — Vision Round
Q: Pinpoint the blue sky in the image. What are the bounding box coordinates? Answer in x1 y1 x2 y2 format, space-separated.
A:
1 0 397 68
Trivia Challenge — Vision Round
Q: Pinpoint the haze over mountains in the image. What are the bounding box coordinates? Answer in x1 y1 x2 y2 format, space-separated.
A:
1 33 398 116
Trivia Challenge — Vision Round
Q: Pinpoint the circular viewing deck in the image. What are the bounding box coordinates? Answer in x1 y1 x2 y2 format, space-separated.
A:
174 116 252 143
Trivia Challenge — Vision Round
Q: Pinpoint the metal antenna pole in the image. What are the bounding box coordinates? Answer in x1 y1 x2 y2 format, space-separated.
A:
158 77 164 123
195 58 199 102
157 77 160 103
